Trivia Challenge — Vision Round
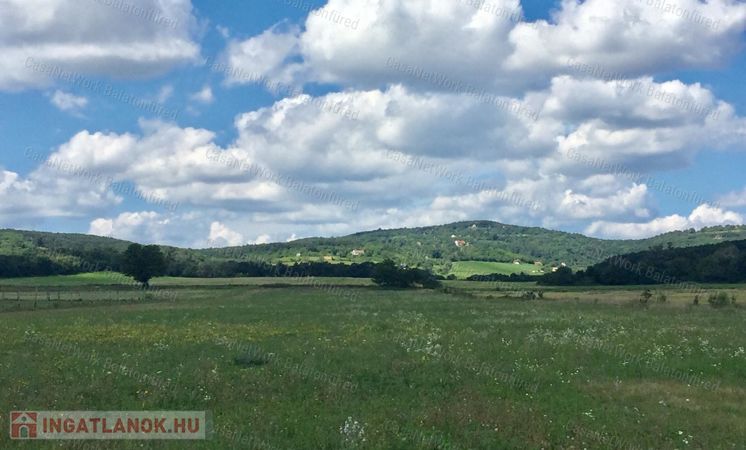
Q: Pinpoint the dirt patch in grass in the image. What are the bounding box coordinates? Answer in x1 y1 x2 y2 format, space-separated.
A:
422 388 551 448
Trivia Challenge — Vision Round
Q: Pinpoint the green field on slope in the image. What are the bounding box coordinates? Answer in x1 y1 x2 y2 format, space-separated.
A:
449 260 542 278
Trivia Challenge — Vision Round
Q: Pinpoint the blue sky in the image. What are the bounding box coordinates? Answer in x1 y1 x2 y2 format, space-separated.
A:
1 0 745 246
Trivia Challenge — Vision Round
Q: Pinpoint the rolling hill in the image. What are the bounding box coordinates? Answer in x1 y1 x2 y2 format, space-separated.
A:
201 221 746 273
3 221 746 278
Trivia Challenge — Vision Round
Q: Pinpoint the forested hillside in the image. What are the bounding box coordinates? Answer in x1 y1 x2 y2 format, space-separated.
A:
0 230 207 278
200 221 746 270
543 240 746 285
0 230 130 277
2 222 746 278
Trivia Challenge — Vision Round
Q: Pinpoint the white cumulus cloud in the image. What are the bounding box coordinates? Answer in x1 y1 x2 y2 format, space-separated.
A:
50 90 88 112
586 204 744 239
223 0 746 93
0 0 200 91
208 221 245 247
190 85 214 104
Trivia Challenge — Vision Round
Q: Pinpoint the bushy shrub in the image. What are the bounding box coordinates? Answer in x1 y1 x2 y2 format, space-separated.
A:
538 266 575 285
372 259 442 289
708 292 731 308
639 289 653 305
234 352 270 368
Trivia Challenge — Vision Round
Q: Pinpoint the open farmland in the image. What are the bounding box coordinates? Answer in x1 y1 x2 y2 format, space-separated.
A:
1 276 745 449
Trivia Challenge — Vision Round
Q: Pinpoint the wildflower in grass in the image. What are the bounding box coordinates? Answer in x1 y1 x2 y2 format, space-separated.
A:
677 430 694 445
340 416 366 447
395 312 443 358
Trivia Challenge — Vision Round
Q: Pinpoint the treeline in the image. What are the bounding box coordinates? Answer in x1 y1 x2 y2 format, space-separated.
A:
539 240 746 286
0 247 384 280
0 255 382 279
168 260 380 279
466 272 537 282
372 259 442 288
0 255 85 277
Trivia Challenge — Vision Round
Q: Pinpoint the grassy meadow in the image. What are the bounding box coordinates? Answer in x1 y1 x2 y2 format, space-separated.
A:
448 261 542 279
1 275 745 449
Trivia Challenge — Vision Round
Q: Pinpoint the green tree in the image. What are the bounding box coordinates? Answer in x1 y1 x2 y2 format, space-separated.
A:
372 260 410 288
372 259 441 289
538 266 575 286
121 244 166 288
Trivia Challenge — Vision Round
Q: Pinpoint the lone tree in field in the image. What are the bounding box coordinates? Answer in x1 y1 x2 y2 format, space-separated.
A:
121 244 166 288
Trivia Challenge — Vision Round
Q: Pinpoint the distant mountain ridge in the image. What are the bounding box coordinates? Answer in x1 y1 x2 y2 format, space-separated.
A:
2 221 746 278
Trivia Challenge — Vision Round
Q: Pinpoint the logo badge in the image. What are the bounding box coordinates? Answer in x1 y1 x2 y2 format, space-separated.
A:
10 411 38 439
